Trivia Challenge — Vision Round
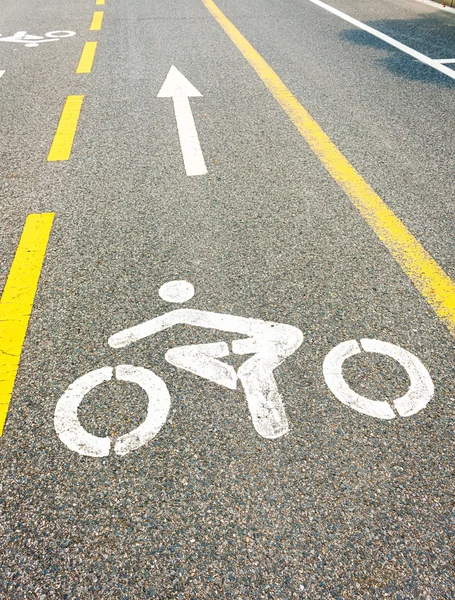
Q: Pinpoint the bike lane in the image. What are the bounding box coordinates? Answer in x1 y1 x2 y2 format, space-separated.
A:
0 0 454 597
0 0 97 175
0 0 102 303
210 0 455 283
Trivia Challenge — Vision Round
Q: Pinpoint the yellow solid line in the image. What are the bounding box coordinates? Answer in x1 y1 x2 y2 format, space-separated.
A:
90 11 104 30
47 95 84 162
202 0 455 337
0 213 55 436
96 0 105 4
76 41 98 74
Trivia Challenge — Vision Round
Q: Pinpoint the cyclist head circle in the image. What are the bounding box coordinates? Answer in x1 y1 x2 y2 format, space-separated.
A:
159 280 194 303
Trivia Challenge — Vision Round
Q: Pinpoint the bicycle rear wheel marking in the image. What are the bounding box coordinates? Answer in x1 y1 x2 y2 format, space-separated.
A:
54 365 170 457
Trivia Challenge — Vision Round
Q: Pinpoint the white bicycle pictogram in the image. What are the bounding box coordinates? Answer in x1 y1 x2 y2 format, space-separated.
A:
0 31 75 47
55 281 434 458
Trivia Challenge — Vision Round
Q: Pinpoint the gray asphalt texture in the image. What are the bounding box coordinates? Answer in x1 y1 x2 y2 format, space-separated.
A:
0 0 455 597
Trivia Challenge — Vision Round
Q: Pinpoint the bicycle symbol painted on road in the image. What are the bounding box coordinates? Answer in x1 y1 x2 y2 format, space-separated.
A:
0 31 76 48
54 281 434 457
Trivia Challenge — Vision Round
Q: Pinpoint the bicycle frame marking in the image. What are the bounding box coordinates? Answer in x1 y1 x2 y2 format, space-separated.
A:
109 308 304 440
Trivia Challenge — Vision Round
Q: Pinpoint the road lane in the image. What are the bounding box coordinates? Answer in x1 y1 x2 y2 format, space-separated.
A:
212 0 455 282
203 0 455 337
0 0 99 185
0 0 454 597
307 0 455 74
89 10 104 31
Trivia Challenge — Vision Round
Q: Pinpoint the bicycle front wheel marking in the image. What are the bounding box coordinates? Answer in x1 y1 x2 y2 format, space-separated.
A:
323 339 434 419
54 365 170 457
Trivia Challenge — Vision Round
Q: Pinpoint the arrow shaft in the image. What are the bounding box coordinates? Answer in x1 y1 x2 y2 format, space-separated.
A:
172 96 207 177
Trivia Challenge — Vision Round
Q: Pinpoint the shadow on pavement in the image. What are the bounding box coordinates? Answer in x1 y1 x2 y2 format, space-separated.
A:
340 11 455 87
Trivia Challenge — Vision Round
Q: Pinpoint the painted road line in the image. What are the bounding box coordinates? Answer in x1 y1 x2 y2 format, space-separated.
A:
434 58 455 64
47 95 84 162
0 213 54 436
304 0 455 81
96 0 105 4
76 41 98 74
158 66 207 177
90 11 104 31
202 0 455 337
0 70 5 78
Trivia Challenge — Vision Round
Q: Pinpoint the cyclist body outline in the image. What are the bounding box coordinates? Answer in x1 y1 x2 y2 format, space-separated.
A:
109 307 304 440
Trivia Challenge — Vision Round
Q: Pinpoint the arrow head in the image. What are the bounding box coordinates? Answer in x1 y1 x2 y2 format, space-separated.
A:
157 65 202 98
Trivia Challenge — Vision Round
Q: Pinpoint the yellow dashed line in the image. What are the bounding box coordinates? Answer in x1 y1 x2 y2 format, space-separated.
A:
0 213 55 436
202 0 455 337
47 95 84 162
90 11 104 31
76 41 98 74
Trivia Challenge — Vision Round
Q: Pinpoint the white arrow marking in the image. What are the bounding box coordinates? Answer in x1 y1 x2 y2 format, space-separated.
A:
158 66 207 177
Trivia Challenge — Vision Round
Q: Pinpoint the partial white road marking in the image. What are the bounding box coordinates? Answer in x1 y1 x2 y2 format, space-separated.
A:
159 280 194 303
0 70 4 79
54 365 170 457
323 339 434 419
414 0 455 15
114 365 170 456
158 66 208 177
305 0 455 81
166 342 238 390
0 31 75 48
434 58 455 64
55 366 113 457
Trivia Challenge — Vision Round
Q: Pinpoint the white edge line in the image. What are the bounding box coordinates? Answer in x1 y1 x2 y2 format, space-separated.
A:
306 0 455 81
414 0 455 15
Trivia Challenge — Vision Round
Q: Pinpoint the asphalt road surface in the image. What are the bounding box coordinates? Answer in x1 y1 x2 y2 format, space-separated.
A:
1 0 455 597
